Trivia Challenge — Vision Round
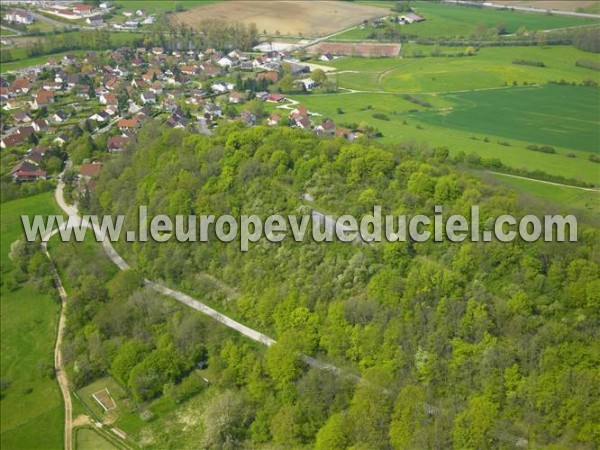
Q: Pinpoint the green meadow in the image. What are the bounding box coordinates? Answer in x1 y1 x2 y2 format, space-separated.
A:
113 0 218 14
336 1 598 40
418 85 600 153
325 46 600 93
290 86 599 184
485 172 600 222
0 193 63 450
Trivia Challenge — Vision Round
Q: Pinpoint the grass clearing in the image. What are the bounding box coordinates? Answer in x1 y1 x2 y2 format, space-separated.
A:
75 427 119 450
0 192 63 450
484 172 600 223
113 0 217 14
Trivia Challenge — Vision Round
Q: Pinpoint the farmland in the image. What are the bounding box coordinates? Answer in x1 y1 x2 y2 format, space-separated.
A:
0 193 63 450
112 0 218 14
417 85 600 153
172 0 389 36
334 0 598 40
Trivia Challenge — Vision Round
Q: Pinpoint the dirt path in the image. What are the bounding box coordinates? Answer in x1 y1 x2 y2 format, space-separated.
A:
42 240 72 450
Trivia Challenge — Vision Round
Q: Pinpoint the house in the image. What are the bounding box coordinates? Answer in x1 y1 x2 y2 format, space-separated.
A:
89 111 110 122
142 16 155 25
204 103 222 118
297 117 311 130
140 91 156 104
32 118 49 132
99 2 111 9
266 93 286 103
295 78 316 91
52 111 69 123
25 145 49 165
289 105 308 119
320 53 334 62
211 82 233 93
240 111 256 127
34 90 55 109
13 110 31 123
199 63 221 77
73 4 95 16
131 78 147 89
335 128 357 141
1 133 27 149
54 134 68 147
152 47 164 55
217 56 236 68
122 10 134 17
228 91 244 104
400 13 425 24
86 15 103 26
135 9 145 16
99 92 117 105
181 65 200 76
257 71 279 83
4 9 34 25
268 114 281 126
315 119 335 135
3 99 21 110
11 161 46 182
107 135 130 152
118 117 139 131
80 161 102 178
9 78 30 95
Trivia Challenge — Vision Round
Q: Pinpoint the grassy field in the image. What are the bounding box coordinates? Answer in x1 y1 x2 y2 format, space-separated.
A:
334 1 599 40
172 0 388 36
324 46 600 93
0 193 63 450
0 50 87 72
75 428 119 450
485 172 600 223
289 86 599 184
417 85 600 153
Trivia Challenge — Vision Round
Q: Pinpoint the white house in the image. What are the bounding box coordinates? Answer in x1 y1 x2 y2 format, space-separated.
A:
295 78 316 90
211 81 233 93
4 10 34 25
140 92 156 104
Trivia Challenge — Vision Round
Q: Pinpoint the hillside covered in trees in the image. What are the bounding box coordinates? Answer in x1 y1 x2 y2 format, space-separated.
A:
66 123 599 448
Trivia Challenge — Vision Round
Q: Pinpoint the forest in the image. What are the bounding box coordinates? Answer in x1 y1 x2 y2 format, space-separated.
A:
39 123 599 448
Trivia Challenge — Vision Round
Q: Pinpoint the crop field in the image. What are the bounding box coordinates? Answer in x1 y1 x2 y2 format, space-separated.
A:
0 193 63 450
417 85 600 153
333 1 599 40
172 1 389 36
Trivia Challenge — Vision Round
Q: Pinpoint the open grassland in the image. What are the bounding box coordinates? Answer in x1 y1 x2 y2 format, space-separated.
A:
172 0 389 37
418 85 600 153
290 86 599 184
334 1 599 40
1 50 87 72
325 46 600 93
0 193 63 450
485 172 600 223
75 428 119 450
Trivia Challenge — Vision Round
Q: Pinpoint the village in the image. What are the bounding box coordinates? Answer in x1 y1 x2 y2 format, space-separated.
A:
1 32 366 190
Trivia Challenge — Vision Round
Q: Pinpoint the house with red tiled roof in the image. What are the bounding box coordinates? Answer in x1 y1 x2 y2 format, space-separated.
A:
80 161 102 178
11 160 47 182
33 90 55 109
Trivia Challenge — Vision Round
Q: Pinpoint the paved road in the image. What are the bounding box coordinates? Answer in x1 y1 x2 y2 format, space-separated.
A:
48 169 361 382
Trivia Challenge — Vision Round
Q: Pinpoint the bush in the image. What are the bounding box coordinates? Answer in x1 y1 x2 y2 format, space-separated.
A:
372 113 390 121
512 59 545 67
527 144 555 154
589 154 600 164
